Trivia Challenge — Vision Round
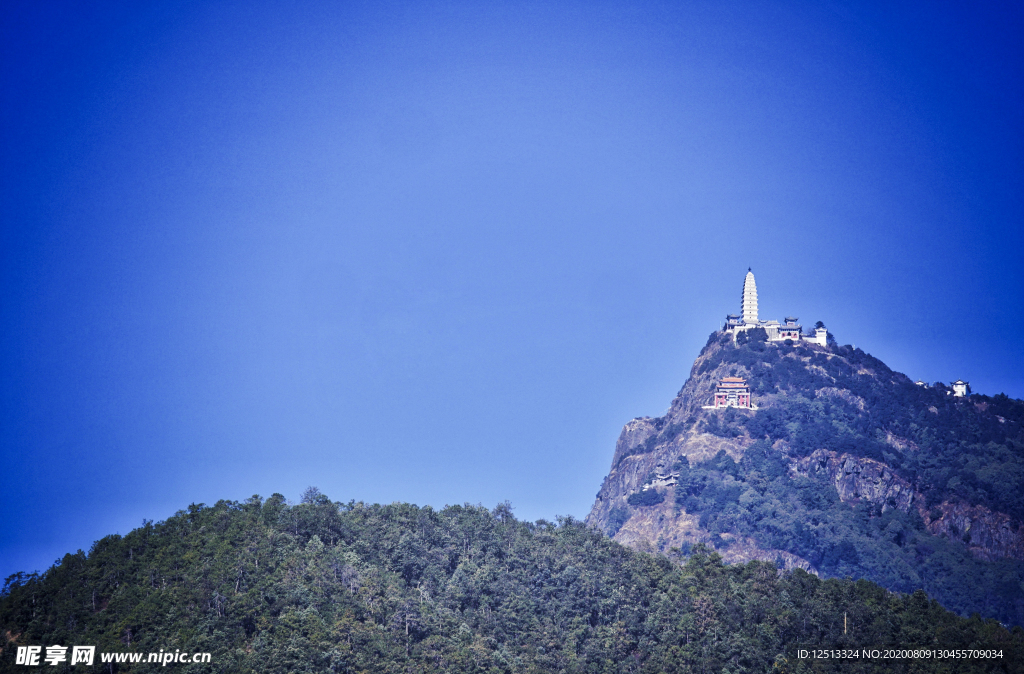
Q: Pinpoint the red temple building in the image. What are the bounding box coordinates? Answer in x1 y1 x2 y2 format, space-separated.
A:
713 376 752 409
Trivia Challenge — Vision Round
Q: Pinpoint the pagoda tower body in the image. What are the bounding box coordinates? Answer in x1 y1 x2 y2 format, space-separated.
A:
741 269 758 324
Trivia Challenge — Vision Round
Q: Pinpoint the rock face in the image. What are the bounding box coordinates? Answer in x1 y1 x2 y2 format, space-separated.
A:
609 417 659 468
790 449 1024 562
792 450 916 513
926 502 1024 562
585 333 1024 568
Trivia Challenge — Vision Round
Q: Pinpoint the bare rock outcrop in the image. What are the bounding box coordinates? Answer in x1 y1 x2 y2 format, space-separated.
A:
792 449 916 512
926 502 1024 562
609 417 659 468
789 449 1024 562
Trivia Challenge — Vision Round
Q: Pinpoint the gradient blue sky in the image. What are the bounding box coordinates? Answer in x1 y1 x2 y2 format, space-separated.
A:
2 0 1021 580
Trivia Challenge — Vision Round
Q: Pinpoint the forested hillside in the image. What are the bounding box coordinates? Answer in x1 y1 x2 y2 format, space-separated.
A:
3 495 1022 673
588 330 1024 627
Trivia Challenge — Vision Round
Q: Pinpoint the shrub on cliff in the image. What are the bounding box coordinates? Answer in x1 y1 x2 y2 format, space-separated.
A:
627 489 665 506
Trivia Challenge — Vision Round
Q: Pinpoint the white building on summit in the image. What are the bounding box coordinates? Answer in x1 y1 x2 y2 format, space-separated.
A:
723 269 827 346
741 269 758 324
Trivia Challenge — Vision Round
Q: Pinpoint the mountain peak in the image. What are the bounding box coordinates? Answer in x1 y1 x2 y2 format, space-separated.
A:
587 323 1024 625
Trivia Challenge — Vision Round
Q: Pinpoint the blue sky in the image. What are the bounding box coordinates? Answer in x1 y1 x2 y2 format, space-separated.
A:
2 0 1021 580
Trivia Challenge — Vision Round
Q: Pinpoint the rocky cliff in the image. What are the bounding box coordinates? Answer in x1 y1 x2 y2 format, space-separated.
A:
789 448 1024 562
586 331 1024 603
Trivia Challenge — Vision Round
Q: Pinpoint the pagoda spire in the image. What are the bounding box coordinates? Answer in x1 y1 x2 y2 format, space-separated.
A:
741 269 758 324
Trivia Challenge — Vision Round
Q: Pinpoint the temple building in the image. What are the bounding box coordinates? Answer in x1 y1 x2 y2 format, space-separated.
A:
778 317 802 340
951 380 969 397
723 269 827 346
711 376 753 409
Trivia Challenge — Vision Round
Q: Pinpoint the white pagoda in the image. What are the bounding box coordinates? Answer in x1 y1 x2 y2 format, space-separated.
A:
723 269 827 346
